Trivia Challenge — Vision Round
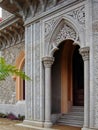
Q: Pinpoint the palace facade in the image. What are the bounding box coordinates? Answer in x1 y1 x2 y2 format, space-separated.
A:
0 0 97 130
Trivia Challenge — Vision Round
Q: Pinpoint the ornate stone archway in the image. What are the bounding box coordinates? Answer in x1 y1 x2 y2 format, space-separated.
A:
42 18 90 128
46 18 80 56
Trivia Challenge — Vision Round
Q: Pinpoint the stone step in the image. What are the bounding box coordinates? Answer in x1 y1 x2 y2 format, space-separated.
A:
57 122 83 127
62 112 84 116
72 106 84 111
58 119 83 124
57 119 83 127
56 106 84 127
61 115 84 120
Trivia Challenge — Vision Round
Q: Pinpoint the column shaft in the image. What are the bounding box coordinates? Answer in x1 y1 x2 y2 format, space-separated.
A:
45 67 51 122
42 56 54 128
80 47 89 128
84 60 89 127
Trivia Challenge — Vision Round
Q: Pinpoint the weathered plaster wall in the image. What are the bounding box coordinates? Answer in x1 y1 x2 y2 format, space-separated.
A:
0 43 24 104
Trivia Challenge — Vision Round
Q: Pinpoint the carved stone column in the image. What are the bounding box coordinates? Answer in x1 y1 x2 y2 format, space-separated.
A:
80 47 89 129
42 56 54 128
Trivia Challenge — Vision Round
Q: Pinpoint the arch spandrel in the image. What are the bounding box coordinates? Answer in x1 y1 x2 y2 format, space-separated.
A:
45 17 83 56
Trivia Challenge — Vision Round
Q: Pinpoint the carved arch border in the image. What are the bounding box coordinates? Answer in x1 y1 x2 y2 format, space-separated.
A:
13 50 25 100
45 16 84 56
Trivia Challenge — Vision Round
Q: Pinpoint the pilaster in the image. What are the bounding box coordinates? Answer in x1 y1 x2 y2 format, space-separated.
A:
23 21 44 127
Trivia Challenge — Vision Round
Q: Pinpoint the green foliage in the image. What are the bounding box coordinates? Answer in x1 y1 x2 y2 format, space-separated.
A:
0 57 30 81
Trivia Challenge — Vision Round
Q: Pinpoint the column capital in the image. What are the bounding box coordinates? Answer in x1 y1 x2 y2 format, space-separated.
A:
42 56 54 68
79 47 90 61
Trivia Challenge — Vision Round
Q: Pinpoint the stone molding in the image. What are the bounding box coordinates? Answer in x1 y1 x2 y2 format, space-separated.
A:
46 20 79 56
43 5 86 57
0 0 85 20
67 6 85 25
0 18 24 50
42 57 54 68
45 5 85 40
79 47 89 61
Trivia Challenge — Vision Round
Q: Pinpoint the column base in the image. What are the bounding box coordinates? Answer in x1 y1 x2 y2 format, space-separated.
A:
44 121 53 128
23 120 44 127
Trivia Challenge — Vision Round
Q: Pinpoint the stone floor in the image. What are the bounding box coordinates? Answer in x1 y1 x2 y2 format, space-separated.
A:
0 118 81 130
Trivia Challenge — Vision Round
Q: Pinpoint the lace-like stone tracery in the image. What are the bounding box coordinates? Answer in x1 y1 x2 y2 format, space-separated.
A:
55 24 77 45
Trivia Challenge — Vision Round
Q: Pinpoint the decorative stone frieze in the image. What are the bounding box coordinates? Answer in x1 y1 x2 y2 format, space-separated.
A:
80 47 89 61
0 0 85 20
46 21 79 56
45 17 60 38
0 19 24 50
55 24 77 45
42 56 54 68
44 5 86 56
44 5 85 45
67 6 85 25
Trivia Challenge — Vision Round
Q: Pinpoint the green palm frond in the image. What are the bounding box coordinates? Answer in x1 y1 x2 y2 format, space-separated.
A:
0 57 30 81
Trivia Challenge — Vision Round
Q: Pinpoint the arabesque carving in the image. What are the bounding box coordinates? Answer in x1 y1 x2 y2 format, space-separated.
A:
67 6 85 25
55 24 77 45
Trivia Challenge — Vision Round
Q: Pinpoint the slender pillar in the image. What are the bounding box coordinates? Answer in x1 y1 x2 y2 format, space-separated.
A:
42 56 54 128
80 47 89 129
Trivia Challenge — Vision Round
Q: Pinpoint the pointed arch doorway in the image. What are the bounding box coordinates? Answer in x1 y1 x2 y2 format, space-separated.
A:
51 40 84 114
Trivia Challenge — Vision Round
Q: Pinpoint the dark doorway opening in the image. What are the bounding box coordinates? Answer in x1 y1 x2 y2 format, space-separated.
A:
51 41 84 114
73 46 84 106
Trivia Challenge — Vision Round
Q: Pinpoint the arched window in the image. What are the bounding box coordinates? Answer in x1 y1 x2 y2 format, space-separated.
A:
13 50 25 100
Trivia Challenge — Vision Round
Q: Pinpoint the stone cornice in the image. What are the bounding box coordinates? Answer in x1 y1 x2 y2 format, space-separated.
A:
0 0 85 23
0 15 20 30
0 17 24 50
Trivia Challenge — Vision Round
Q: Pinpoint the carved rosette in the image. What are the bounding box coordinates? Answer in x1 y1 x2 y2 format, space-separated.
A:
79 47 89 61
42 57 54 68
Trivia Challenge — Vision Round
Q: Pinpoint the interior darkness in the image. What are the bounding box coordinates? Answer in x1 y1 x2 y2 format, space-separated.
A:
51 43 64 114
72 46 84 106
23 80 25 100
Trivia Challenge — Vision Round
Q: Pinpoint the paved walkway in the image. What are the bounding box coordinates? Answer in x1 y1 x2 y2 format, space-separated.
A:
0 118 81 130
